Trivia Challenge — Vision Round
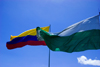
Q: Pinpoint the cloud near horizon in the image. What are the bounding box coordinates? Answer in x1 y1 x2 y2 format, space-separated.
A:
77 56 100 66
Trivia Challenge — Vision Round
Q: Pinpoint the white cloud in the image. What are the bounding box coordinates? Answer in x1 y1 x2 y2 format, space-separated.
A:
77 56 100 66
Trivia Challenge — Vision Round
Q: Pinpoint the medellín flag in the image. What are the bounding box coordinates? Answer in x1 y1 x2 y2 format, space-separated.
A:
6 26 49 49
36 15 100 53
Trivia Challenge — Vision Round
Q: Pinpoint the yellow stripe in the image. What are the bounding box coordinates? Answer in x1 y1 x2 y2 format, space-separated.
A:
10 35 18 41
10 26 49 41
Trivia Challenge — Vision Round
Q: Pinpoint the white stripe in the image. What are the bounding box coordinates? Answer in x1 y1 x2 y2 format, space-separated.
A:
58 15 100 36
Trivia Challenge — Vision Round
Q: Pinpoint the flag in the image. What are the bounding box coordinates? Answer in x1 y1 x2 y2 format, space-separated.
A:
6 26 49 49
37 15 100 53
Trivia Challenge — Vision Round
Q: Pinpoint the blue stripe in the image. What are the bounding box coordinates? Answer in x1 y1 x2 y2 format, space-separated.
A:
7 35 38 44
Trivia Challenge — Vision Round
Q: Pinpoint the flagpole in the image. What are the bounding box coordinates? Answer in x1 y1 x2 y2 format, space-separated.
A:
48 25 51 67
48 49 50 67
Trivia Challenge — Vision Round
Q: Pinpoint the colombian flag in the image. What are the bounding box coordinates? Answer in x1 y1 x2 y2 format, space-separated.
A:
6 26 49 49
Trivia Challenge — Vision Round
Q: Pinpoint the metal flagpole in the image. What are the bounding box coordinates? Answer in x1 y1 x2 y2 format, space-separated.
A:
48 49 50 67
48 25 51 67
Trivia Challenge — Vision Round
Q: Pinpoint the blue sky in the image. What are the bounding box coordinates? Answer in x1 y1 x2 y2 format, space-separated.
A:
0 0 100 67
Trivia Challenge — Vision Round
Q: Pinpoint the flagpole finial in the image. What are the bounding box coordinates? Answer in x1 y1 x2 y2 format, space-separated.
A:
49 24 51 32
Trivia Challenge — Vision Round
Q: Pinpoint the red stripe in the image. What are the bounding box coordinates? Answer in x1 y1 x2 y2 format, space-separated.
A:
6 42 27 49
27 41 46 46
6 41 46 49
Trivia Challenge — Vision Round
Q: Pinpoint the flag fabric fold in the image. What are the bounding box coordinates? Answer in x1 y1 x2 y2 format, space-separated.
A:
36 15 100 53
6 26 49 49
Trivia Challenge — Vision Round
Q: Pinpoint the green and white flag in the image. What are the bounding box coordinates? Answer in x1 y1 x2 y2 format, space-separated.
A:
36 15 100 53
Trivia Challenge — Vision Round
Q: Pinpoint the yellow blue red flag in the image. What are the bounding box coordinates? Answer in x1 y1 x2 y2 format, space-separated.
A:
6 26 49 49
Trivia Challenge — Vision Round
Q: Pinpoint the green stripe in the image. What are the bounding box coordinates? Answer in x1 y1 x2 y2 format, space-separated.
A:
37 27 100 53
